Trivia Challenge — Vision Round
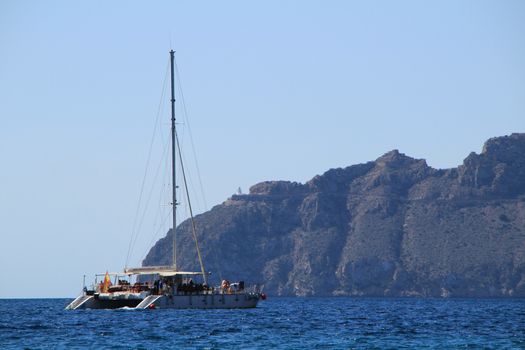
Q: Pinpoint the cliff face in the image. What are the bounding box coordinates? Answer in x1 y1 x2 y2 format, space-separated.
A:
143 133 525 297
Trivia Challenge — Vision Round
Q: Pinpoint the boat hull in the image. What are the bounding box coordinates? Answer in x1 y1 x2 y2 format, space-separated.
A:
84 298 142 309
150 293 259 309
66 295 142 309
67 292 260 310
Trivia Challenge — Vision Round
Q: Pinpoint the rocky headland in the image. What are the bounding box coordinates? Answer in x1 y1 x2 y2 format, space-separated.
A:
144 133 525 297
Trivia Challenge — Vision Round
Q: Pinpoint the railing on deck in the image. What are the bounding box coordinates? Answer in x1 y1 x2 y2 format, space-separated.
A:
89 281 261 296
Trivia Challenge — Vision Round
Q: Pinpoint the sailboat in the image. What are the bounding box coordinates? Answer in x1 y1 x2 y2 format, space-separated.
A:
66 51 265 310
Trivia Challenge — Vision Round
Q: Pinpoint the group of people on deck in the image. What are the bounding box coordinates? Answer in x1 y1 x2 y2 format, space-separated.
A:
95 276 246 296
169 279 246 295
176 280 209 294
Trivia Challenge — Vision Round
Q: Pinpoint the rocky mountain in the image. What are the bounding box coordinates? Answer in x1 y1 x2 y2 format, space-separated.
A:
143 133 525 297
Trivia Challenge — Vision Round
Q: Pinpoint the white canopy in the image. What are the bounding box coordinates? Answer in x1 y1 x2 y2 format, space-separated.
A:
123 266 208 276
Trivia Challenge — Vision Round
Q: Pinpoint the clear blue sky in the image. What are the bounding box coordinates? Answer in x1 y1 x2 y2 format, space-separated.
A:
1 0 524 298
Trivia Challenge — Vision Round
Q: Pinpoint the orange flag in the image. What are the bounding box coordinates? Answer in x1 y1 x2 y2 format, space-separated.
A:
103 271 111 293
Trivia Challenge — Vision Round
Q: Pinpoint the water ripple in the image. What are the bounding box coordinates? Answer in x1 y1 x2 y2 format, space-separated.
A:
0 298 524 349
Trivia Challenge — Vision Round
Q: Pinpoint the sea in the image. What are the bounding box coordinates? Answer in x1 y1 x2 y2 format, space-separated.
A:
0 297 524 349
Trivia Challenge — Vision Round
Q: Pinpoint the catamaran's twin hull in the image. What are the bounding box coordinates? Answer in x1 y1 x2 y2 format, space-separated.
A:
149 293 259 309
77 297 141 309
67 293 260 310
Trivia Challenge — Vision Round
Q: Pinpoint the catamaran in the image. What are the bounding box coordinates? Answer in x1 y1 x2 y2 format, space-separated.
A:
66 51 265 310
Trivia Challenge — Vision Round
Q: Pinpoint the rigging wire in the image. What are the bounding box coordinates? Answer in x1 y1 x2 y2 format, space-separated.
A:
177 143 201 215
125 58 170 268
150 153 167 245
175 129 207 284
128 136 171 266
174 57 209 212
174 57 224 282
174 94 202 213
139 208 173 264
137 130 172 266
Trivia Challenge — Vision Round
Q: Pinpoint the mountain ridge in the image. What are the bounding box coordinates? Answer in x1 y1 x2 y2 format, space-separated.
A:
144 133 525 297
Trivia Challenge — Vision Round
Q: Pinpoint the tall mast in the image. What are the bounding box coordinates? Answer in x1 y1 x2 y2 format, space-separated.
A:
170 50 177 269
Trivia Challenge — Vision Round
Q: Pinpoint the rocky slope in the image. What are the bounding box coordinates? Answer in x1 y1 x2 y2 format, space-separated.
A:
143 133 525 297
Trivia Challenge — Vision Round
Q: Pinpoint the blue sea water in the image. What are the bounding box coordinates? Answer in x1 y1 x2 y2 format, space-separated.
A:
0 297 524 349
